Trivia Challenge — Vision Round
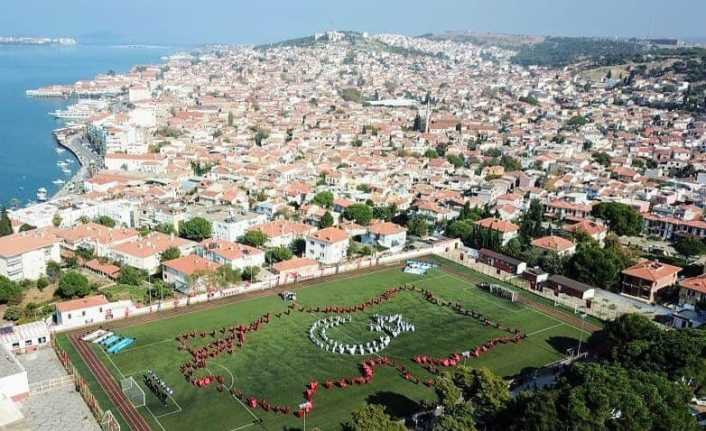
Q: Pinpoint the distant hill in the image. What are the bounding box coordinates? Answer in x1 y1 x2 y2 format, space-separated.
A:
419 31 543 49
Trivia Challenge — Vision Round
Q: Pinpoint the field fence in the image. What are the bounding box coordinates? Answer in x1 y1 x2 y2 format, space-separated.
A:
51 338 121 431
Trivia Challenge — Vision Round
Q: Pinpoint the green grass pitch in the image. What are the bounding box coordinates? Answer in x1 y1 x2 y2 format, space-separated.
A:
58 264 591 431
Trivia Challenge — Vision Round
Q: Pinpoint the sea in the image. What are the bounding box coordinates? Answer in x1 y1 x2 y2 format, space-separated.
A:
0 44 175 207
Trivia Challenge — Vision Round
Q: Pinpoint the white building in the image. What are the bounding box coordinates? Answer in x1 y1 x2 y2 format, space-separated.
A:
212 211 268 242
54 295 116 328
363 222 407 253
196 239 265 271
0 321 50 353
0 229 61 281
305 227 349 265
0 343 29 404
162 255 221 293
111 232 196 275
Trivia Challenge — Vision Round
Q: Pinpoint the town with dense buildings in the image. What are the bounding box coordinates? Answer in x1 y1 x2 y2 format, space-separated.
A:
1 31 706 429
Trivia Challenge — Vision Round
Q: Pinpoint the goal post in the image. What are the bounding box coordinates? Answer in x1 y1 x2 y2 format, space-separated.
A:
487 284 518 302
121 377 145 408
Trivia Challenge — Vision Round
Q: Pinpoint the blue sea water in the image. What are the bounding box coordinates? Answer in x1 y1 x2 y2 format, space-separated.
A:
0 44 174 206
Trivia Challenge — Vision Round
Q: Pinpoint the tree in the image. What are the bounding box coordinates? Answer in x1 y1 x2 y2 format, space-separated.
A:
424 149 439 159
227 111 234 127
313 191 334 208
118 266 146 286
96 215 116 228
155 223 177 235
407 217 429 237
674 236 706 257
57 271 91 298
46 261 61 282
36 277 49 291
241 266 260 282
75 246 95 260
265 247 293 264
499 155 522 171
447 154 465 168
18 223 35 232
160 247 181 262
240 230 268 248
3 305 22 321
289 238 306 256
446 220 473 242
343 204 373 226
179 217 212 241
319 211 334 228
565 240 632 289
592 151 612 167
0 207 12 237
343 404 405 431
591 202 643 236
52 213 62 228
0 276 22 304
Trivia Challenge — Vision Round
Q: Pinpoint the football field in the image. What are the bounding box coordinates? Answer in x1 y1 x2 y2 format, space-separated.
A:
58 262 591 431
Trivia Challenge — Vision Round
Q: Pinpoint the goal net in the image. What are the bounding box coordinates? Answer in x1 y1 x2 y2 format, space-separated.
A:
488 284 518 302
121 377 145 408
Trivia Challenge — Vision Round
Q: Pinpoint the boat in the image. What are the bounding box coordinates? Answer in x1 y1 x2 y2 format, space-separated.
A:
66 159 74 163
36 188 48 201
62 167 72 174
52 179 65 185
56 147 66 154
57 160 68 167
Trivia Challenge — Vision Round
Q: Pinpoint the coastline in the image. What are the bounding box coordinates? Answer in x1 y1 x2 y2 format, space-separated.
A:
51 128 102 201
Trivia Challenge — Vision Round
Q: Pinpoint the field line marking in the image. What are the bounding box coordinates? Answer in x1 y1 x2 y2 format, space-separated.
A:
526 323 564 337
441 272 522 313
143 404 167 431
525 307 592 335
230 423 257 431
214 363 236 390
120 338 172 353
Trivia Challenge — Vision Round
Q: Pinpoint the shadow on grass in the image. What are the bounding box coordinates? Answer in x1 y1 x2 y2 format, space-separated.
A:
545 335 581 355
366 391 420 418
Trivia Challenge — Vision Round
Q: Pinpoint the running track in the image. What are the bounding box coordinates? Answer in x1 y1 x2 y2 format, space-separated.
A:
69 333 151 431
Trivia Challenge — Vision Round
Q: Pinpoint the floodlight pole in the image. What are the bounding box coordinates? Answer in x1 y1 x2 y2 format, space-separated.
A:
303 411 306 431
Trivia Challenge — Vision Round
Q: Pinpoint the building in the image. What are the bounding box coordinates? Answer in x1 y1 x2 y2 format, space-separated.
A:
474 218 519 246
251 220 317 248
55 223 139 258
0 343 28 404
678 274 706 306
531 235 576 257
212 211 268 242
272 257 320 278
562 219 608 245
162 255 221 293
363 222 407 253
306 227 349 265
478 248 526 275
0 321 50 353
111 232 196 274
542 275 596 303
621 260 682 303
196 239 265 270
54 295 114 327
0 228 61 281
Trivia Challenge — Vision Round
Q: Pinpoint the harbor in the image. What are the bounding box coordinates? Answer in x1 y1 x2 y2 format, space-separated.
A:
49 127 103 201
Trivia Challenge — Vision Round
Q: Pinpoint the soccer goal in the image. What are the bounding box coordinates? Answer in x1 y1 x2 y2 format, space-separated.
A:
121 377 146 408
487 284 518 302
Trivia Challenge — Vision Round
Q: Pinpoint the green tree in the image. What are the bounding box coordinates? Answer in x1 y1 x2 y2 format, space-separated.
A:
674 236 706 257
3 305 22 321
565 240 632 289
289 238 306 256
343 204 374 226
36 277 49 291
227 111 234 127
155 223 177 235
500 155 522 171
0 207 12 237
343 404 405 431
95 215 116 228
407 217 429 237
240 230 268 248
265 246 293 264
319 211 334 228
591 202 643 236
592 151 612 167
57 271 91 298
46 261 61 282
241 266 260 282
313 191 334 208
447 154 465 168
424 149 439 159
160 246 181 262
118 266 146 286
52 213 62 228
519 199 545 239
0 276 22 304
18 223 35 232
446 220 473 242
179 217 212 241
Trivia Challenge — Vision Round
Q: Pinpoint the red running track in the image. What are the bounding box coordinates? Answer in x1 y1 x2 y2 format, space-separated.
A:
70 333 151 431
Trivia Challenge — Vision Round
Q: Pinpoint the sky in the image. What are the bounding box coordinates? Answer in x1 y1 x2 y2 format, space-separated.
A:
3 0 704 46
